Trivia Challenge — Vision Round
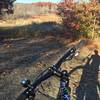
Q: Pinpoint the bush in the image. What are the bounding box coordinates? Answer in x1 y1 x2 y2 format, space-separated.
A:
57 0 99 39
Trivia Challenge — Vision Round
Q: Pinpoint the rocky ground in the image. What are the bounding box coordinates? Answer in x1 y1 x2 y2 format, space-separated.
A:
0 36 100 100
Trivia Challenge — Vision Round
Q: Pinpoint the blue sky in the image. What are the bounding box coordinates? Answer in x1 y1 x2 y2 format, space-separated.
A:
15 0 61 3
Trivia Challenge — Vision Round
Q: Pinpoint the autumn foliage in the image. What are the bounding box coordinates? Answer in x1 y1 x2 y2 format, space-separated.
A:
57 0 100 39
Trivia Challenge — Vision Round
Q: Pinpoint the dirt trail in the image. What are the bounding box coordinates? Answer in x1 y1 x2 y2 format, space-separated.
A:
0 37 63 72
0 36 67 100
0 37 100 100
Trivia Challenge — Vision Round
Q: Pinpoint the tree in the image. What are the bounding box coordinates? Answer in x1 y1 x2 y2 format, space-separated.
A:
57 0 99 39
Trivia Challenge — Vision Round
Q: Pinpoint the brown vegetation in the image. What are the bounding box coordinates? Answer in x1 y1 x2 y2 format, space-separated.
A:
1 2 57 20
57 0 100 39
32 2 57 7
0 14 63 40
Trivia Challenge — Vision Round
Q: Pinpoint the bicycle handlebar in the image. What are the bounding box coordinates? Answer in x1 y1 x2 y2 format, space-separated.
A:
55 40 86 69
17 40 86 100
32 68 54 88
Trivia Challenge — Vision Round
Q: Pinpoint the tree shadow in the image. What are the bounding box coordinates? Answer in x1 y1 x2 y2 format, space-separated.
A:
69 50 100 100
0 21 63 40
0 36 64 74
0 21 65 73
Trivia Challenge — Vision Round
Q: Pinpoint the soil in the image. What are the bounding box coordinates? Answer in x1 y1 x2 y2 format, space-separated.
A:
0 36 100 100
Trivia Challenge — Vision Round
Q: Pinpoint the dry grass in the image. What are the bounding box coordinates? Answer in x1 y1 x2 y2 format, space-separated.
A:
0 14 62 27
79 38 100 58
0 14 63 39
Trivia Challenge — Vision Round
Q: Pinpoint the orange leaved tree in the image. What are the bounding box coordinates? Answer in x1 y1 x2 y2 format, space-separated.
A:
57 0 99 39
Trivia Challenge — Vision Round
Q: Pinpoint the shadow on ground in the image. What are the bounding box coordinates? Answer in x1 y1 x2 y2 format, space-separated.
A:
69 50 100 100
0 21 63 40
0 37 65 74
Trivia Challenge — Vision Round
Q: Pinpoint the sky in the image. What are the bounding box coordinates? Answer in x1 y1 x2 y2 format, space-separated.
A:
15 0 61 3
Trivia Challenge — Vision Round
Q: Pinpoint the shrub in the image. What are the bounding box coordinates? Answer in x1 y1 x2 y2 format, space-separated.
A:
57 0 99 39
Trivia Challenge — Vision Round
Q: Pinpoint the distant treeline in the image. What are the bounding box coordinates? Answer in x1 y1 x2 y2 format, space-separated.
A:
5 3 57 19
